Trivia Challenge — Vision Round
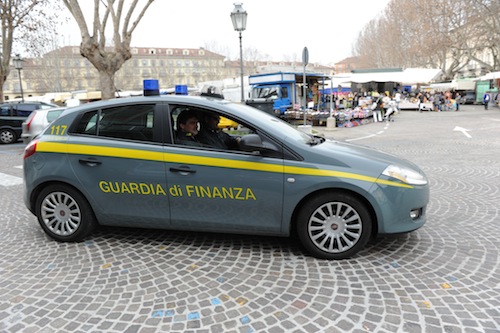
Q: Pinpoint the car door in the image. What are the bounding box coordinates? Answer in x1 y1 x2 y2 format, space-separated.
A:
66 102 170 228
165 105 286 235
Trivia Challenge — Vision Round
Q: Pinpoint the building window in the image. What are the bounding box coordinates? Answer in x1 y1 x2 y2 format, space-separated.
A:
183 49 189 56
199 50 205 56
132 48 138 54
149 49 156 55
167 49 173 55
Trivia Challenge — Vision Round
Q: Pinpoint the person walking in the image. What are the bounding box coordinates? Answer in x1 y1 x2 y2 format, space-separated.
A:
395 91 401 111
483 92 491 110
418 93 425 113
371 94 384 123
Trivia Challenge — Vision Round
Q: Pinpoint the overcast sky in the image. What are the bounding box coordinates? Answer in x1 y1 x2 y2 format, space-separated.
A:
62 0 391 65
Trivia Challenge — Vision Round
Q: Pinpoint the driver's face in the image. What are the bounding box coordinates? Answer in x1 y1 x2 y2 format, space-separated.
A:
206 115 220 129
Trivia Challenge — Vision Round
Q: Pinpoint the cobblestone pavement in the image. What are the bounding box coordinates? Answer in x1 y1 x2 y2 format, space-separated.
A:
1 105 500 333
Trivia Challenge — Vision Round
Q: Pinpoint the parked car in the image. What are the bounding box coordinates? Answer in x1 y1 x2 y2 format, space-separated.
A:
0 101 59 144
23 95 429 260
21 107 66 143
460 91 476 104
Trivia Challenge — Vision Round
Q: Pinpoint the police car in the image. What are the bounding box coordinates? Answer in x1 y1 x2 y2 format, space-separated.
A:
23 95 429 260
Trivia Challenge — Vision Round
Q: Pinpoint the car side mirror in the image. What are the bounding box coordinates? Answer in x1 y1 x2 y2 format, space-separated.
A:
239 134 264 153
240 134 282 158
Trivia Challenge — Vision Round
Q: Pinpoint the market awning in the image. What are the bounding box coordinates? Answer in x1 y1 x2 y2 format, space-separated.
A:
333 68 442 85
479 71 500 80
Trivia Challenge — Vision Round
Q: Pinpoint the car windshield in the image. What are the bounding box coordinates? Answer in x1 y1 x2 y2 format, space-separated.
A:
229 103 314 145
252 85 280 100
47 109 65 122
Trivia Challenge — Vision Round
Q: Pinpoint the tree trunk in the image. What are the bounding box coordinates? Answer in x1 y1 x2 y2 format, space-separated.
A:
99 71 116 100
0 76 5 102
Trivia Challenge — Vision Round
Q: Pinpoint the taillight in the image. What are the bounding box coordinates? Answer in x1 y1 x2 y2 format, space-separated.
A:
24 139 38 159
25 111 37 131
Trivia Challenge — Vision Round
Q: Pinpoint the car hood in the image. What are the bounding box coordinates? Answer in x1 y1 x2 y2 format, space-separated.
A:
304 139 425 174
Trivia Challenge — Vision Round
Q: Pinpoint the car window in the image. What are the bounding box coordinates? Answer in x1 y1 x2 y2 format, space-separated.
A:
170 104 282 157
0 105 11 116
72 104 155 142
15 104 38 116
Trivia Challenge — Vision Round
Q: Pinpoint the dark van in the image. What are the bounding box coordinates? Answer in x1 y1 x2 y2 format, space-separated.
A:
0 102 58 144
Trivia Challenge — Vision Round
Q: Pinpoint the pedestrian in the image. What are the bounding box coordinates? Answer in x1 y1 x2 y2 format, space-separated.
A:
483 92 490 110
417 93 425 113
384 99 398 122
455 92 460 111
395 91 401 111
371 94 384 123
353 92 359 108
433 93 441 111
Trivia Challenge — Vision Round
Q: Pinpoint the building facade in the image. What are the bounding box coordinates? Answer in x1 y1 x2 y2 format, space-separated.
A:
3 46 333 102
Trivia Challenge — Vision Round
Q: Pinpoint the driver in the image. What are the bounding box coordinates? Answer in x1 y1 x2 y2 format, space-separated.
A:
197 113 239 150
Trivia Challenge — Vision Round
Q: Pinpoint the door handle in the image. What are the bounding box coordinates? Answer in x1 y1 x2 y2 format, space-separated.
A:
79 158 102 167
169 166 196 174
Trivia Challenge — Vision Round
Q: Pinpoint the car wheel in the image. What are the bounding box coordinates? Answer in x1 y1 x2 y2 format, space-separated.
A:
296 192 372 260
0 128 16 144
35 184 97 242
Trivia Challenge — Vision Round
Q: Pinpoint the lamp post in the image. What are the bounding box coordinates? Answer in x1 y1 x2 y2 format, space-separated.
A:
230 2 247 103
13 54 25 102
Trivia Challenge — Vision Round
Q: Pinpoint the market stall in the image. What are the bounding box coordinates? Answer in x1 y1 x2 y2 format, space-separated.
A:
280 68 442 127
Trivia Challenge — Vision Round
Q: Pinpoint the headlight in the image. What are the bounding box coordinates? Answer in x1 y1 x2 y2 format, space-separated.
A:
382 165 428 185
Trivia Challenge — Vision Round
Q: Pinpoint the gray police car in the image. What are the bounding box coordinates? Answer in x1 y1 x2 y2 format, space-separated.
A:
23 95 429 260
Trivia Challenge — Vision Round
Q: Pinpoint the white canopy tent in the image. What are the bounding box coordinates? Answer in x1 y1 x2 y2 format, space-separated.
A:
332 68 442 85
430 79 476 92
478 71 500 80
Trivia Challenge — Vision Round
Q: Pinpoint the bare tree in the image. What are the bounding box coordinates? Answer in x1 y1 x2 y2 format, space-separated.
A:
204 40 232 60
0 0 62 102
352 0 499 78
62 0 155 100
469 0 500 71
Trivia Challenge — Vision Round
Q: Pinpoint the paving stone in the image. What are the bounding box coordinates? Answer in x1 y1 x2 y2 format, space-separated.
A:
1 106 500 332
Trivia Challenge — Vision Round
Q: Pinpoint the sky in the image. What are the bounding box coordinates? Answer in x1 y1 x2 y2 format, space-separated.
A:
62 0 392 65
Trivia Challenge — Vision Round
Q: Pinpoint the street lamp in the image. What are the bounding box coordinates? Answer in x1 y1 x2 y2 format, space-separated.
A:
230 2 247 103
13 54 25 102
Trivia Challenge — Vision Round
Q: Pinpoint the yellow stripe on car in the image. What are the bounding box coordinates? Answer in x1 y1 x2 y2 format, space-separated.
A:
36 142 413 189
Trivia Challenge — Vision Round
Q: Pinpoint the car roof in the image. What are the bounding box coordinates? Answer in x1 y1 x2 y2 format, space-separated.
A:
34 106 67 112
61 95 233 116
0 101 57 105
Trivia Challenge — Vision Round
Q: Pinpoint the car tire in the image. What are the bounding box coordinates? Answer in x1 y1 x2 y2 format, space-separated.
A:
35 184 97 242
0 128 16 144
296 192 372 260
